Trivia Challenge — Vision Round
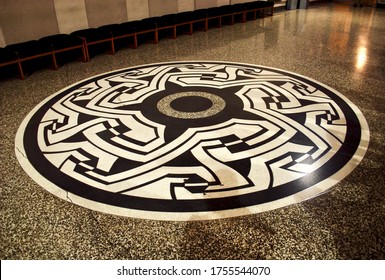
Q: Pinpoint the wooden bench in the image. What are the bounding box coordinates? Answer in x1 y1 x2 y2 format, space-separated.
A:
70 28 115 61
2 35 86 80
0 47 24 80
0 1 275 80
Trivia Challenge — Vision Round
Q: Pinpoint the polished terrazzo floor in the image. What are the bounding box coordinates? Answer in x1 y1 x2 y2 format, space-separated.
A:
1 2 385 259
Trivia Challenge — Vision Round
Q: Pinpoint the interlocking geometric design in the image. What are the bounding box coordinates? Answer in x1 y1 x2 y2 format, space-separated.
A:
15 62 369 220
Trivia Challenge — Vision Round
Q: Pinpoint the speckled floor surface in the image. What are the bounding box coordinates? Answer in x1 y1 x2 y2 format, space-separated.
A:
1 2 384 259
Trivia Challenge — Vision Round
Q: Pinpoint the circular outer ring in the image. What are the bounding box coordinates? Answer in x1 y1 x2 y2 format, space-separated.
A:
15 61 370 221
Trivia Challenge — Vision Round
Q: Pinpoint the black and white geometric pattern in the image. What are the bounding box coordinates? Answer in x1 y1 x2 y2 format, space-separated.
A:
15 62 370 220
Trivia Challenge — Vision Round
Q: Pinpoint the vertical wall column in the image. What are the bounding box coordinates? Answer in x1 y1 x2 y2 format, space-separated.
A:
53 0 89 34
85 0 128 27
218 0 231 6
195 0 218 9
0 0 60 45
126 0 150 20
178 0 195 12
149 0 178 17
0 26 5 47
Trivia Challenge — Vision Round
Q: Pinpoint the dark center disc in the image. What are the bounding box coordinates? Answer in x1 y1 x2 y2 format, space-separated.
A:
170 96 213 112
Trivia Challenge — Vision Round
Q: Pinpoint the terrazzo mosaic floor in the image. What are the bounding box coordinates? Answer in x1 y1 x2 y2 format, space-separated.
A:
2 2 385 259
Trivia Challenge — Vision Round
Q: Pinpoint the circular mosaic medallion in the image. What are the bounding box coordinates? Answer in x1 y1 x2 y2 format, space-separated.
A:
15 62 370 220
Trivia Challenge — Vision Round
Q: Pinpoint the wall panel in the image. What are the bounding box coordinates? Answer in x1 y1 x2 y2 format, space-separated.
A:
177 0 195 12
0 0 59 45
218 0 231 6
126 0 149 21
195 0 218 9
85 0 127 27
53 0 89 34
0 25 5 47
149 0 178 17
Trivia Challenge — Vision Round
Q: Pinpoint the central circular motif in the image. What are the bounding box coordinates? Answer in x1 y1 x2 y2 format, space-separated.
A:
157 92 226 119
171 95 213 112
15 61 369 221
